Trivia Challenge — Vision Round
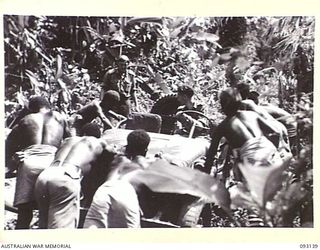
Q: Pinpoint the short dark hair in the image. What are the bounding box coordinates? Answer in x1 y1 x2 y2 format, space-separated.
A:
126 129 150 157
220 88 242 116
177 85 194 98
101 90 120 108
28 96 50 113
80 123 101 138
236 83 250 99
248 91 260 105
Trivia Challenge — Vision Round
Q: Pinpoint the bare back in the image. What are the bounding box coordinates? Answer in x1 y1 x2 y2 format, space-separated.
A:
19 111 67 148
55 136 107 174
220 110 271 149
76 101 100 124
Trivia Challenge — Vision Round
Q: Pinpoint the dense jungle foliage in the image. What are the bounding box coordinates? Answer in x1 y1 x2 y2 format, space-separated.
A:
4 15 314 228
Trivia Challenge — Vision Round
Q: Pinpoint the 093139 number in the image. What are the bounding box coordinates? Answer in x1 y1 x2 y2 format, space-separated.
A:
300 244 318 248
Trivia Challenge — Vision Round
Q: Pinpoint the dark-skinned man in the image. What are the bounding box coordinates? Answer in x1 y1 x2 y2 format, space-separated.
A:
83 129 151 228
34 129 116 229
204 88 286 176
5 96 71 229
74 90 126 133
236 83 292 159
244 88 298 156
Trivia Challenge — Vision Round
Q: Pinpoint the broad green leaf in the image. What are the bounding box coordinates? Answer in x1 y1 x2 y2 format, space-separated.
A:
270 181 310 222
132 159 231 213
238 157 290 208
229 183 257 210
263 158 291 206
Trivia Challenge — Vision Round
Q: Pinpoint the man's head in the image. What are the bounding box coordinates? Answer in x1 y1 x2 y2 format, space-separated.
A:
28 96 51 113
248 91 260 105
220 88 242 116
236 83 250 100
177 85 194 105
100 90 120 110
80 123 101 138
116 55 129 73
126 129 151 158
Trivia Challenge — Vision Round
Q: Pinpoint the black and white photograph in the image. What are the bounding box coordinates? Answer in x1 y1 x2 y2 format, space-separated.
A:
3 14 314 232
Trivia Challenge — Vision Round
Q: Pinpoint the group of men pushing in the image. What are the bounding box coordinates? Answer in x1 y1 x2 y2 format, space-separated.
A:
5 94 151 229
5 81 295 229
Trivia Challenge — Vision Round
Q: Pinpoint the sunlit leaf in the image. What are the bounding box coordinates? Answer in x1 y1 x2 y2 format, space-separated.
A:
189 31 221 47
132 159 231 212
238 157 290 208
229 183 257 210
55 54 63 80
16 89 28 106
126 17 163 27
263 158 291 206
25 70 42 94
235 57 250 71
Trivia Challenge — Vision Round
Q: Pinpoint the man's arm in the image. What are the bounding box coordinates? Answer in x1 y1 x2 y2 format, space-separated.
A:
6 124 22 160
263 105 297 134
241 100 275 121
256 113 288 149
94 102 114 130
176 113 202 129
5 124 23 172
204 125 223 174
61 114 72 139
256 111 284 136
106 110 126 121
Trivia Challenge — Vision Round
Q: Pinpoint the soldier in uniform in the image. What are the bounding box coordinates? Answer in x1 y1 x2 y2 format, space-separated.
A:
102 55 134 117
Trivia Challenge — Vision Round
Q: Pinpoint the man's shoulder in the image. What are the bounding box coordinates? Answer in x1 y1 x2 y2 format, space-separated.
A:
50 111 69 124
19 112 41 124
240 99 256 110
78 101 100 112
217 118 228 128
235 110 260 120
263 104 290 117
51 110 64 118
110 154 131 167
104 67 122 77
89 100 101 108
80 136 101 145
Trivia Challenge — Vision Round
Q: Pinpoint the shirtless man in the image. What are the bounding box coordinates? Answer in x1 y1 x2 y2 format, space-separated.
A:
5 96 70 229
236 83 292 158
34 135 112 229
83 129 151 228
74 90 125 132
204 88 285 176
244 89 298 155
